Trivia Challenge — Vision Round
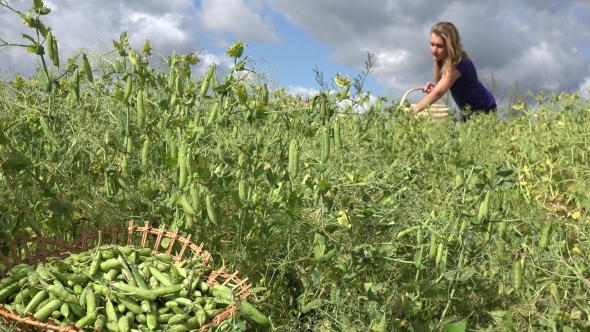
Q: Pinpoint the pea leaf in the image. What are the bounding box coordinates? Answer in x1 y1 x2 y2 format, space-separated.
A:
0 127 9 145
226 40 244 58
232 58 247 72
337 210 350 228
0 214 17 232
456 267 476 282
33 0 44 10
313 233 326 261
231 191 244 209
264 168 277 187
38 7 51 15
212 81 231 94
419 280 437 298
165 157 178 169
376 244 395 257
37 68 51 92
247 287 267 294
313 163 328 173
301 299 323 314
160 237 171 249
21 33 36 43
443 318 467 332
2 155 32 171
413 251 426 270
119 31 128 46
16 10 28 21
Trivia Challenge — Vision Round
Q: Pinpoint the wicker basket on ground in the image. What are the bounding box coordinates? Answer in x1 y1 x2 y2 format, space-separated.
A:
400 87 450 121
0 220 252 332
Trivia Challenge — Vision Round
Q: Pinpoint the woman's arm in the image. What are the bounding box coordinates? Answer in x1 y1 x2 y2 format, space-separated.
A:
412 68 461 113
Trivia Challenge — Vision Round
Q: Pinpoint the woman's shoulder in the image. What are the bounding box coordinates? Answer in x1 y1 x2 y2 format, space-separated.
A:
457 53 472 65
455 55 474 71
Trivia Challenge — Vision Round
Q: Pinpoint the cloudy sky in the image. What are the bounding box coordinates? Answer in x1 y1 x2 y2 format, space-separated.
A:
1 0 590 106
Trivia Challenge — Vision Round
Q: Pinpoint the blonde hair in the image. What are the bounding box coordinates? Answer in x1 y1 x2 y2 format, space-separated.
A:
431 22 468 83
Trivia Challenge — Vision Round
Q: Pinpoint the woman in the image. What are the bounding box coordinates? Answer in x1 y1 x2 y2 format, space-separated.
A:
412 22 497 122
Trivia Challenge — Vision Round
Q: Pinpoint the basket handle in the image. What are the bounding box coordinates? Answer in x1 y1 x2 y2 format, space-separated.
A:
399 87 448 107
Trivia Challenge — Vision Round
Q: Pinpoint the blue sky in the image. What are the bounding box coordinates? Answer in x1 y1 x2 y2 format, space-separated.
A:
194 8 385 97
1 0 589 106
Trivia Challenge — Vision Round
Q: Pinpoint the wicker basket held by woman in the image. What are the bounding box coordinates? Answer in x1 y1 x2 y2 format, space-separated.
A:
400 87 450 119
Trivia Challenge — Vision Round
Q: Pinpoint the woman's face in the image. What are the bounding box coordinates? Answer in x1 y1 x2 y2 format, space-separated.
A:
430 33 448 61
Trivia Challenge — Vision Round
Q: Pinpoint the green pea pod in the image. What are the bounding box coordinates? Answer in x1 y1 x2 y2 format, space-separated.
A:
88 248 102 276
206 101 219 126
199 63 214 99
39 116 61 148
288 139 299 180
0 270 30 290
137 89 145 130
180 193 196 216
86 287 96 316
94 314 107 330
321 129 330 163
429 234 437 259
51 36 59 67
178 143 188 189
112 282 157 301
23 289 48 315
206 194 217 225
105 298 118 323
141 136 150 171
514 260 523 290
71 68 80 102
75 308 98 329
238 300 270 325
334 121 342 148
83 53 93 83
146 301 157 329
100 258 121 272
46 31 54 63
148 266 172 286
34 299 63 322
123 74 133 100
47 284 77 304
118 315 130 332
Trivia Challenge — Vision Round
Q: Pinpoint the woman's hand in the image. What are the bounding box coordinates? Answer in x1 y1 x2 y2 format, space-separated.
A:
423 82 436 93
414 69 461 113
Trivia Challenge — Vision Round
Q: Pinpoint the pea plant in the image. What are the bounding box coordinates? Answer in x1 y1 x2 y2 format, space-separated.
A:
2 1 590 331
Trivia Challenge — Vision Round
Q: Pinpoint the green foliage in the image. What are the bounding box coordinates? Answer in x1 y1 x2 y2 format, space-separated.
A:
2 2 590 331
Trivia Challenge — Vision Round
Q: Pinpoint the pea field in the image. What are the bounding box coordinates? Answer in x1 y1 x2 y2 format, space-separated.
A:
2 1 590 331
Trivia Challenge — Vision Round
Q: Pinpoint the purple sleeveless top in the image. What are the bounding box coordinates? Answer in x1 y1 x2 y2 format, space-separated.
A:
450 57 496 111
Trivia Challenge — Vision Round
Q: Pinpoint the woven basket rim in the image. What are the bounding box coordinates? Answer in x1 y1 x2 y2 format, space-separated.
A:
402 107 450 119
400 87 450 116
0 220 252 332
415 106 449 113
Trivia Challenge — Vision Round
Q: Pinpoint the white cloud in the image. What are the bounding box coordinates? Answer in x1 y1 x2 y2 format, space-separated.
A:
285 85 318 97
0 0 230 78
272 0 590 102
123 13 190 47
1 0 590 105
372 50 411 73
496 42 586 94
196 0 279 45
194 52 234 79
